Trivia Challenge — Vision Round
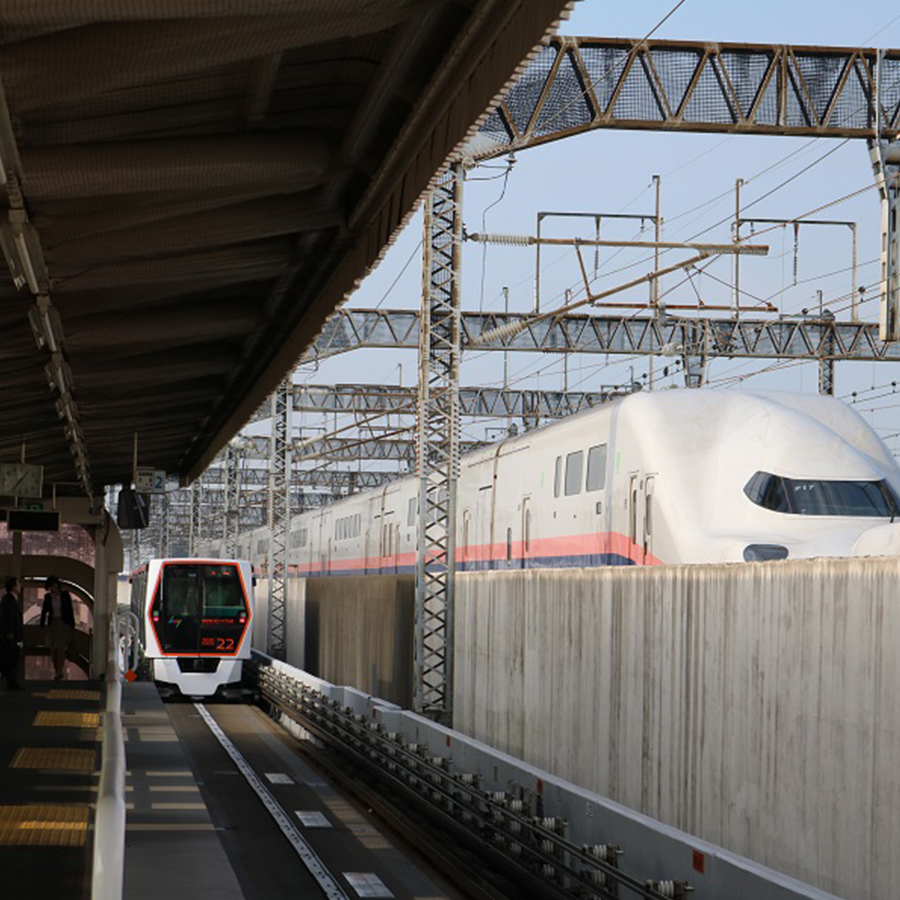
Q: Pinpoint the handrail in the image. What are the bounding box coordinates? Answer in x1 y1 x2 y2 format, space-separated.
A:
91 612 126 900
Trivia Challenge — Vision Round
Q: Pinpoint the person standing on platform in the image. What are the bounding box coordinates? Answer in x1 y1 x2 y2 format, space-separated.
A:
40 576 75 681
0 577 23 690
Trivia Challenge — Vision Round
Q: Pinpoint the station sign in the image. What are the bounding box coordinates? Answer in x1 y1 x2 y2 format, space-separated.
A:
134 467 167 493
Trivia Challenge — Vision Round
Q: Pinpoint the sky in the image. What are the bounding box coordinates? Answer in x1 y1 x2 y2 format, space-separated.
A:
295 0 900 461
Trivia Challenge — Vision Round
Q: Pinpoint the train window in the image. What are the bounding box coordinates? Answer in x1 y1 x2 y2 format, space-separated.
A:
744 471 900 517
554 456 562 498
408 497 416 526
564 451 584 496
586 444 607 491
154 563 246 653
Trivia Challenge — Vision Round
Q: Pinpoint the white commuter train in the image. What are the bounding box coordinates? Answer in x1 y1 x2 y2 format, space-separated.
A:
227 389 900 575
130 558 254 699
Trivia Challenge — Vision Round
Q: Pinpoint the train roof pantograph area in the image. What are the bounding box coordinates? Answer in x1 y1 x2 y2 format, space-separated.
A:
0 0 572 496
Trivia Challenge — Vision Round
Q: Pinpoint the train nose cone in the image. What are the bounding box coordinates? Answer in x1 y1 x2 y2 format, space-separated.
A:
852 522 900 558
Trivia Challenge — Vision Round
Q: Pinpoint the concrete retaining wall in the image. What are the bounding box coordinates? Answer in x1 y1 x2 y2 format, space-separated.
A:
254 574 413 707
252 577 307 667
305 574 414 707
454 560 900 900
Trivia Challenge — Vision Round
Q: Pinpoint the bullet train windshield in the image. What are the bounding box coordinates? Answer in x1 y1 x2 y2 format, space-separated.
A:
744 472 900 518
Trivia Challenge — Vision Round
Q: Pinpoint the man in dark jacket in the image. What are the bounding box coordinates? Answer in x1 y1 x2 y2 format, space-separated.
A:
0 577 23 690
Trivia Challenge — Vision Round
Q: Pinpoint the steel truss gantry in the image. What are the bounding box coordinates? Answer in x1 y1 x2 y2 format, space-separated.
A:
466 37 900 162
290 383 633 418
463 34 900 353
415 166 462 723
292 434 481 463
305 307 900 363
204 465 400 491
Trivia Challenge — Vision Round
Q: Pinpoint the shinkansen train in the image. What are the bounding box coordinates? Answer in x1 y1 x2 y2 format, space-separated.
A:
224 389 900 574
130 558 254 699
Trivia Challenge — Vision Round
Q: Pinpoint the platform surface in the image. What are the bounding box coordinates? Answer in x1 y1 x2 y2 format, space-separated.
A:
0 665 244 900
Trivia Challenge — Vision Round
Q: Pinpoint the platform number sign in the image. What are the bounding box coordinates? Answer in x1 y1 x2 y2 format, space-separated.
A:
134 467 168 494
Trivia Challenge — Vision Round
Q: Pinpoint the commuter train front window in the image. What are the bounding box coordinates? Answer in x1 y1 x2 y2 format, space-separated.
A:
744 471 900 517
564 451 584 496
586 443 607 492
154 563 246 654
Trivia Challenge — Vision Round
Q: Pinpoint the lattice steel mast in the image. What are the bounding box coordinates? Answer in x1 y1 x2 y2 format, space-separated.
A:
267 377 290 659
415 165 462 723
871 51 900 342
223 442 244 558
188 480 203 556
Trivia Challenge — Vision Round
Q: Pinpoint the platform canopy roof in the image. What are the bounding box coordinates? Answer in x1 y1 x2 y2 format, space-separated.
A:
0 0 571 497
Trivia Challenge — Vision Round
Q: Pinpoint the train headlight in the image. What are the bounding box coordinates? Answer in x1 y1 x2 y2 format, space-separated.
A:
743 543 788 562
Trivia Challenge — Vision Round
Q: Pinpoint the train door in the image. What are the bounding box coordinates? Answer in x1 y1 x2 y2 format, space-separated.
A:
461 509 471 571
643 475 656 562
628 473 639 555
521 496 531 570
627 473 655 564
475 484 493 570
382 512 396 573
317 513 326 575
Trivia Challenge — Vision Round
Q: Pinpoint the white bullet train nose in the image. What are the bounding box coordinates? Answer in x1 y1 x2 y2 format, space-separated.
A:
851 522 900 558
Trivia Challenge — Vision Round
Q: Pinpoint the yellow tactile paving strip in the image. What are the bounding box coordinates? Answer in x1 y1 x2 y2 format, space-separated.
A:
45 690 101 701
0 805 89 846
33 712 101 729
11 748 96 772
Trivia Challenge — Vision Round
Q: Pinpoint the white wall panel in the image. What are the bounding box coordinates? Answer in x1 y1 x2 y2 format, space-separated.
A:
455 560 900 900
